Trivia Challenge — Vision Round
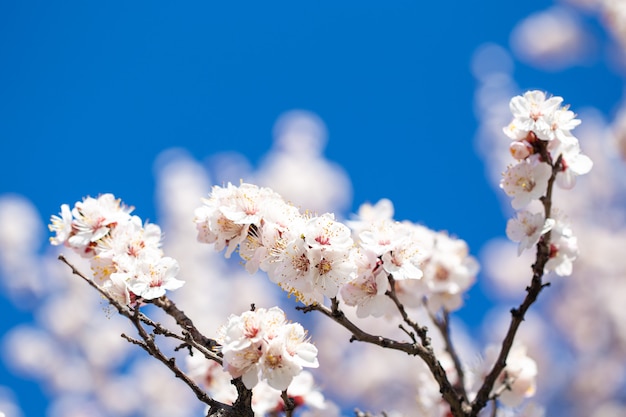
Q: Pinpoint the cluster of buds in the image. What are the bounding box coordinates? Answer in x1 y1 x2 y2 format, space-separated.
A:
501 90 592 276
49 194 184 305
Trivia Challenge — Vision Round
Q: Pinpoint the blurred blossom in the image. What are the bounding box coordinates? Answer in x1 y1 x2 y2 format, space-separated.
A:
0 195 46 303
47 397 106 417
479 238 536 299
272 110 328 156
603 0 626 49
0 387 23 417
206 151 254 186
560 0 601 11
510 7 594 70
256 110 352 215
591 402 626 417
482 343 538 407
470 43 514 82
611 104 626 161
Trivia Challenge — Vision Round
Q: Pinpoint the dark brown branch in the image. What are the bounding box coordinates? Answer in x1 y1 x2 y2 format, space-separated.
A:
281 390 296 417
470 149 562 416
149 295 220 354
136 306 222 364
431 310 468 402
385 275 431 348
298 299 468 416
57 255 241 415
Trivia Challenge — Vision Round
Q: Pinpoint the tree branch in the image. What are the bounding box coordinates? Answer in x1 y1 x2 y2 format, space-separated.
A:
57 255 248 416
470 150 561 416
430 310 468 402
298 299 468 416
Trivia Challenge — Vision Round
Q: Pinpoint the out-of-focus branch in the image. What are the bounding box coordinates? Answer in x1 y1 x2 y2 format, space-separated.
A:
298 298 469 416
430 310 468 402
355 410 388 417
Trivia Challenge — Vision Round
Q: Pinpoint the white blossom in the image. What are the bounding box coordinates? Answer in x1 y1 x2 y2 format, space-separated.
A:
483 344 538 407
506 211 555 255
500 158 552 210
219 307 318 391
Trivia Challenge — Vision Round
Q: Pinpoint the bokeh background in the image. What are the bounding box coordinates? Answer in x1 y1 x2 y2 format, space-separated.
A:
2 1 626 416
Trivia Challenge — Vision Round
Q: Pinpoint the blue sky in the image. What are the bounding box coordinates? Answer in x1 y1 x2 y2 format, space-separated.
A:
1 1 624 416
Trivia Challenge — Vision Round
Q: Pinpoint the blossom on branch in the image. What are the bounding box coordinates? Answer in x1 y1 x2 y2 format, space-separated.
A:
501 90 589 279
49 194 184 304
346 199 478 314
195 182 359 304
506 90 573 142
482 344 538 408
218 306 319 391
419 231 479 312
500 157 552 210
506 211 555 255
544 215 578 277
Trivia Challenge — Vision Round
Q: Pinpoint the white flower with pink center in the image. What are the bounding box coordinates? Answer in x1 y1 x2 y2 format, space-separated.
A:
551 139 593 189
506 211 555 255
304 213 353 252
500 158 552 210
508 90 563 140
340 269 391 318
420 232 479 312
483 344 538 407
545 216 578 277
544 105 581 143
48 203 73 246
219 307 318 391
239 198 302 274
69 193 133 254
126 255 184 300
49 194 185 304
358 219 412 257
380 238 424 281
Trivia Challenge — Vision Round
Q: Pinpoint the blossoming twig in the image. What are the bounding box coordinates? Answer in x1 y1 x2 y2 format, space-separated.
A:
57 255 252 416
473 108 569 416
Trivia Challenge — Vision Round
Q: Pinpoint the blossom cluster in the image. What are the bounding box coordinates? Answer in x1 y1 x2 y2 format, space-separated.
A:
194 183 479 314
194 183 357 304
501 90 592 275
186 351 329 417
217 306 319 391
49 194 184 305
343 199 479 316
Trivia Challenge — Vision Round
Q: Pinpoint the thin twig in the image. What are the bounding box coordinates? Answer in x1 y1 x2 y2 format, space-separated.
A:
138 308 222 364
149 296 220 354
57 256 220 409
298 298 468 416
281 390 296 417
385 275 431 348
430 310 468 402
